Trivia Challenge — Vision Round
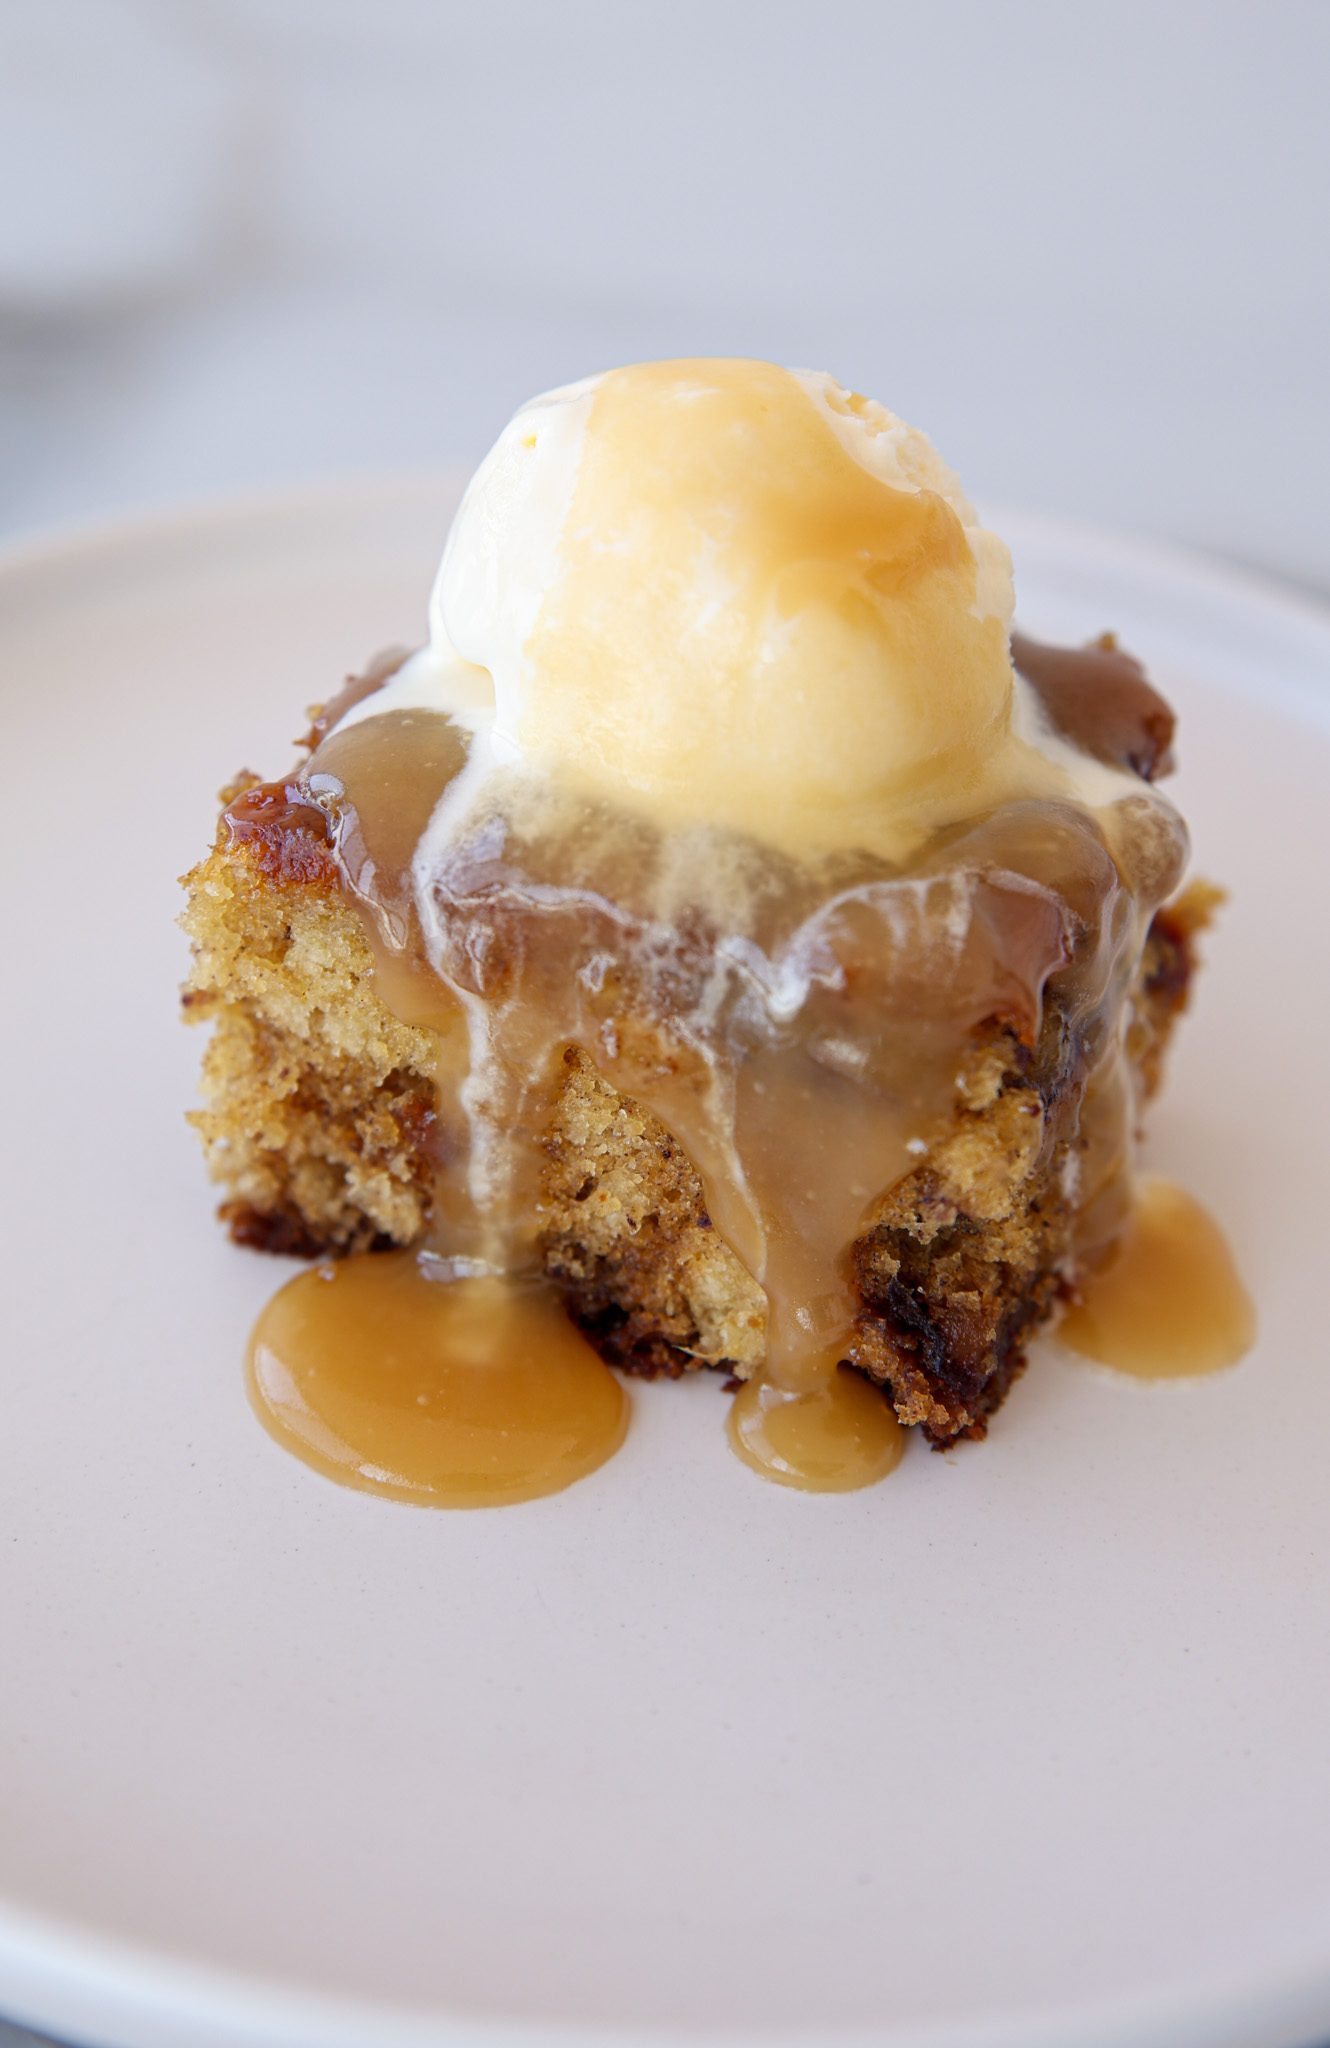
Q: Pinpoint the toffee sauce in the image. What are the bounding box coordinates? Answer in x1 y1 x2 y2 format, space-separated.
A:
231 640 1244 1504
248 1253 626 1506
1057 1175 1255 1378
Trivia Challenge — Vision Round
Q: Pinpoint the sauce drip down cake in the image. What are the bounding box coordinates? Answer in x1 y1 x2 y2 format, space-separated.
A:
180 360 1245 1503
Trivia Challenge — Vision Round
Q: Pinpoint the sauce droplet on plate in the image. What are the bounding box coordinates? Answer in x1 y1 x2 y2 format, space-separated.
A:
1059 1175 1255 1378
247 1251 628 1506
728 1362 905 1491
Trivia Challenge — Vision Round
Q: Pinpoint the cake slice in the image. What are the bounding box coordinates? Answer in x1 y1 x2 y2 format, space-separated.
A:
182 639 1207 1447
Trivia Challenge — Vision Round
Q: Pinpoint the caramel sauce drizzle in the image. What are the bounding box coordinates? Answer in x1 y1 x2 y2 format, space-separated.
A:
248 1252 626 1507
728 1367 905 1491
1058 1175 1255 1379
233 635 1244 1505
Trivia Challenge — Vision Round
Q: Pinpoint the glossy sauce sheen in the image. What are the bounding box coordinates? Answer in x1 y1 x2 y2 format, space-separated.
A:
231 648 1206 1497
728 1369 905 1491
231 602 1251 1501
248 1252 627 1506
1058 1175 1256 1378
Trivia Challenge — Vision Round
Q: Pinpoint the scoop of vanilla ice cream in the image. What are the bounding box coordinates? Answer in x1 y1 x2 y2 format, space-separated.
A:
367 361 1035 856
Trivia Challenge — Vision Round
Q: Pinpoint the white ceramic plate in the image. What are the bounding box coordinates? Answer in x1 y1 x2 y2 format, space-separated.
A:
2 479 1329 2048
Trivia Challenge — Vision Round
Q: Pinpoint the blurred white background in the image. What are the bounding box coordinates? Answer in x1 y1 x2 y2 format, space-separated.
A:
0 0 1326 591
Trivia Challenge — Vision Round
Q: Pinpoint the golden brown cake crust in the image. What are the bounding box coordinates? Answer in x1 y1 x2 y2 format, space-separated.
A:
181 805 438 1255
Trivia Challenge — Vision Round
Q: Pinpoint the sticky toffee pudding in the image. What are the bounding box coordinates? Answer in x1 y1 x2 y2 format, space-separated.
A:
182 361 1249 1503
